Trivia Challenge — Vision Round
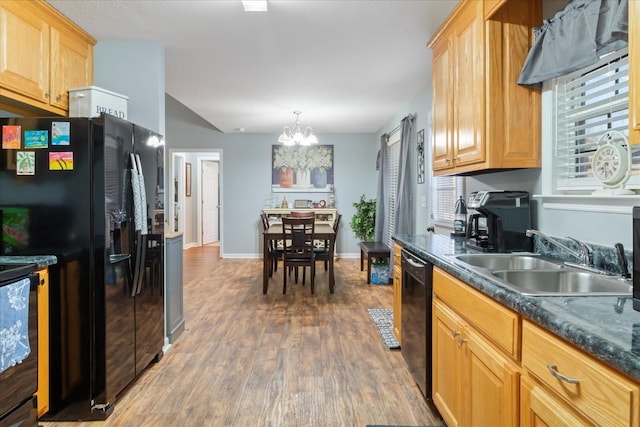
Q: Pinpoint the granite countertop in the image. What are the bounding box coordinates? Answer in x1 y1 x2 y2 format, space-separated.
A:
0 255 58 269
393 233 640 383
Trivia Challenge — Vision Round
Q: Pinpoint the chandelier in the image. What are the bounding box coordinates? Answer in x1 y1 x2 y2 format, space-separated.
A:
278 111 318 146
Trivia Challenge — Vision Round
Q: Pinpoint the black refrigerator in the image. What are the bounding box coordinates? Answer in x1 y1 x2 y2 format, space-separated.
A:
0 114 165 420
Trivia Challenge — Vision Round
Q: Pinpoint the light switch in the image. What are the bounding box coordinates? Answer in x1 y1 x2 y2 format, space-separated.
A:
421 196 427 208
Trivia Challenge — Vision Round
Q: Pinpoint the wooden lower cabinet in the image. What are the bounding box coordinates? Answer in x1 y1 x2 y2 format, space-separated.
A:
433 267 520 427
432 267 640 427
433 298 519 427
35 267 49 417
522 320 640 427
521 376 593 427
433 300 463 427
392 243 402 343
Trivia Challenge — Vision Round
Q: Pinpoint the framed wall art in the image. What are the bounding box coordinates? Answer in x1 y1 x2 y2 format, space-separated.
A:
417 129 425 184
272 145 334 193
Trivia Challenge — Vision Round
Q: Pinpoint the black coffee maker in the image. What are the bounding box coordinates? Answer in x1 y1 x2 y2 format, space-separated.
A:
466 190 532 253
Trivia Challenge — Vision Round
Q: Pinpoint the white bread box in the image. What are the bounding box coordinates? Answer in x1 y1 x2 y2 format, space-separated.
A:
68 86 128 119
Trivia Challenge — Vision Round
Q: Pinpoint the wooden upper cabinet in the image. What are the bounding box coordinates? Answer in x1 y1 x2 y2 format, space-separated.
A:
630 0 639 145
50 25 93 110
0 1 50 104
0 0 94 115
428 0 542 176
431 39 453 171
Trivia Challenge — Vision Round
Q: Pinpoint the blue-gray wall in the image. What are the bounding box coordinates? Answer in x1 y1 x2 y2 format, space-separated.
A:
165 95 378 257
94 41 166 135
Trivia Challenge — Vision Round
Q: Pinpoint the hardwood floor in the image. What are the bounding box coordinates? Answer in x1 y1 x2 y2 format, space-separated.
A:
42 246 441 426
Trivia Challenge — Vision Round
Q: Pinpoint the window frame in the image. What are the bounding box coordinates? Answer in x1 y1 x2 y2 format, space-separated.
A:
539 47 640 213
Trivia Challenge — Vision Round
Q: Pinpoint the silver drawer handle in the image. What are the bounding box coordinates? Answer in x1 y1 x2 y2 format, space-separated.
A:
451 329 460 338
547 364 580 384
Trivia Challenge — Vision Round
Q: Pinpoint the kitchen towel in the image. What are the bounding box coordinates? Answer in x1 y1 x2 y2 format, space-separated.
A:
0 277 31 373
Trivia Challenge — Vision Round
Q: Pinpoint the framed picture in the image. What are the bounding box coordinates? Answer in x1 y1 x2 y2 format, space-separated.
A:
185 162 192 197
417 129 425 184
271 145 334 193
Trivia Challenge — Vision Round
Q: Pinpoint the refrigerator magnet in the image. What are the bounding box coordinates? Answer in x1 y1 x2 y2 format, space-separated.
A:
49 152 74 171
51 122 70 145
16 151 35 175
2 125 21 149
24 130 48 149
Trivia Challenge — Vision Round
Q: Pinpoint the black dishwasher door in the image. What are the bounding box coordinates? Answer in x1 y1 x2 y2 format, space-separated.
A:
401 249 433 399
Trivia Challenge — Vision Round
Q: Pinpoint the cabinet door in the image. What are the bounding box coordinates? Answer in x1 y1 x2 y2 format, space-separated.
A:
0 1 50 103
463 325 519 427
521 376 593 427
630 0 640 145
433 299 463 427
50 26 93 110
36 267 49 417
432 39 453 172
392 264 402 343
452 1 484 167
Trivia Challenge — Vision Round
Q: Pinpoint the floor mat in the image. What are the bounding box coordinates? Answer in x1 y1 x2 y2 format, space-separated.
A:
367 308 400 350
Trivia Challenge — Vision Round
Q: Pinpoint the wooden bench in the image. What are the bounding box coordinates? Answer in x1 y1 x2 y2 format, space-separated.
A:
359 241 391 284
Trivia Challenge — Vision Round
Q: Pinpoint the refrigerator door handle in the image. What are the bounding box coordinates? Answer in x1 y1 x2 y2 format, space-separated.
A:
136 234 148 296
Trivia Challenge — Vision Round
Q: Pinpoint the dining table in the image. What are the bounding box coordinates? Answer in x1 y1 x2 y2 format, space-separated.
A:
262 222 336 294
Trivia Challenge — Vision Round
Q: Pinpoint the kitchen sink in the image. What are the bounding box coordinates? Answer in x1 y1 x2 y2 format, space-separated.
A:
450 253 563 270
491 270 632 296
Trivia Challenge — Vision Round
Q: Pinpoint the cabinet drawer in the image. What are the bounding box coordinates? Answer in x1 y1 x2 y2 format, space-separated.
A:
433 267 519 358
522 320 640 427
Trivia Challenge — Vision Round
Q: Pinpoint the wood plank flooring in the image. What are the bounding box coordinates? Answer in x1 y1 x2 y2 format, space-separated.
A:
41 246 441 426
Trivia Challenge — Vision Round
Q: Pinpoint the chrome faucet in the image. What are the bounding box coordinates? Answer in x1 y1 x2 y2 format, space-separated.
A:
525 229 593 266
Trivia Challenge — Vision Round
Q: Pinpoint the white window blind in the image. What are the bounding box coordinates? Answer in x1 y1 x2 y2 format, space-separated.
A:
554 47 640 191
385 131 400 248
431 175 464 226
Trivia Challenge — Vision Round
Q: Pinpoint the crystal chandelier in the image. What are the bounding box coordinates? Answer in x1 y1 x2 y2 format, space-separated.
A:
278 111 318 146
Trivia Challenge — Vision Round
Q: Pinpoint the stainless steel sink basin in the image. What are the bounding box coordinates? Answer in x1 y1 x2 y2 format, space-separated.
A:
491 270 632 296
452 254 563 270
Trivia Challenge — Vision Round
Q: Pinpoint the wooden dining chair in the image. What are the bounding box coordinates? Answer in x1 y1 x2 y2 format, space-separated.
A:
315 213 341 271
290 210 315 218
281 217 316 294
261 212 282 277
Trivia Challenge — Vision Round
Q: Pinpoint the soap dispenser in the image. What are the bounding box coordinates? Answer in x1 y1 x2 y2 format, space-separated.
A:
451 196 467 237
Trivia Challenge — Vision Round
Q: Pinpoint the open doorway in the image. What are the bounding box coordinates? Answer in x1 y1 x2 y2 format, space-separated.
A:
170 150 222 251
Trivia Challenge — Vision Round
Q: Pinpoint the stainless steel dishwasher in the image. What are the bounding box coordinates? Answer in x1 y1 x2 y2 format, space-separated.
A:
401 249 433 399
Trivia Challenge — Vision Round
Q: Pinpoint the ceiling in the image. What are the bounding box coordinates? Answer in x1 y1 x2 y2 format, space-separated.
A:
46 0 457 134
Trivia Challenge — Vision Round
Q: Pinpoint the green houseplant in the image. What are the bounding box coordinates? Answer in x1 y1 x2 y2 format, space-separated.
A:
350 194 376 241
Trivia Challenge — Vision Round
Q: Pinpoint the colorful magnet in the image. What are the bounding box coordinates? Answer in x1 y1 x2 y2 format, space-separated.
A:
2 125 21 149
24 130 48 149
49 151 74 170
51 122 70 145
16 151 35 175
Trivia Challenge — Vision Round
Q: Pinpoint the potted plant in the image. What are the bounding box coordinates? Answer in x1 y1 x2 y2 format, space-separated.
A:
350 194 376 241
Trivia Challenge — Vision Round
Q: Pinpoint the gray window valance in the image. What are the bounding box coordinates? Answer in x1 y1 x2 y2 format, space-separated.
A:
518 0 628 89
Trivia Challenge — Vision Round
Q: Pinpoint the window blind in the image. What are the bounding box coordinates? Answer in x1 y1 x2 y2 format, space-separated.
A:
385 131 400 248
431 175 463 226
554 48 639 190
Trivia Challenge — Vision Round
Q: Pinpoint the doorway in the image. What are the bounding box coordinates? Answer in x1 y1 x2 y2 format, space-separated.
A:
170 150 222 252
